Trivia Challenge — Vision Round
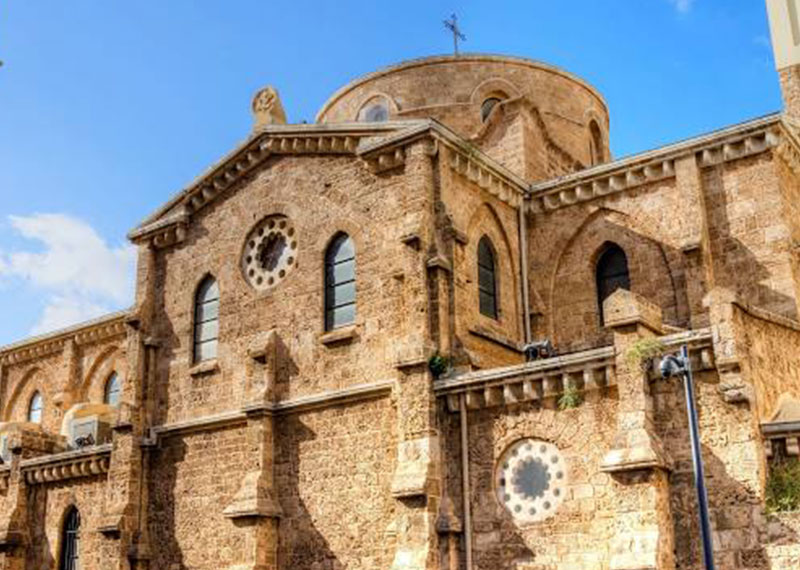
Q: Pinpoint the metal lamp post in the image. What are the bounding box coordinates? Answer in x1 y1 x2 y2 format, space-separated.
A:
659 345 716 570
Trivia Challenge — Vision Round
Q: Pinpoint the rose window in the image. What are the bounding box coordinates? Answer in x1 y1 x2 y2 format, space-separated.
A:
495 439 567 523
241 215 298 291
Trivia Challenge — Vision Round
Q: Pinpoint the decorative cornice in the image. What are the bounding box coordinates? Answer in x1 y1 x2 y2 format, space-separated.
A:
129 122 427 248
0 311 129 366
131 120 530 250
21 444 111 485
436 345 616 411
529 113 782 213
435 328 714 411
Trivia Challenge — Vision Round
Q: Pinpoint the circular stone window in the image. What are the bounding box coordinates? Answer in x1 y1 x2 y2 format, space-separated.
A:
495 439 567 523
241 215 298 291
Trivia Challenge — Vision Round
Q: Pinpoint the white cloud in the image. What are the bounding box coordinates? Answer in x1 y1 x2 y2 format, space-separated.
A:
0 213 135 335
29 295 111 336
668 0 694 13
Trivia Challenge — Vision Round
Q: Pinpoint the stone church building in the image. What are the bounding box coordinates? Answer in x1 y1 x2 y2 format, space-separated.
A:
6 2 800 569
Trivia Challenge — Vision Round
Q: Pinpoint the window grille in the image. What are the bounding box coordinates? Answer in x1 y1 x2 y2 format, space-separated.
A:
104 373 121 406
194 276 220 362
478 236 498 319
325 234 356 331
59 507 80 570
28 391 43 424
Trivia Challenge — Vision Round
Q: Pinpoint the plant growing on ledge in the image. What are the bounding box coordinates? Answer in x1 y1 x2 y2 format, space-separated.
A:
766 459 800 513
625 338 665 373
428 353 450 379
558 385 582 410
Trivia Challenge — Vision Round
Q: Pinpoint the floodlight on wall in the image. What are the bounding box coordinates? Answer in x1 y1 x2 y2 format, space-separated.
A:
523 339 554 362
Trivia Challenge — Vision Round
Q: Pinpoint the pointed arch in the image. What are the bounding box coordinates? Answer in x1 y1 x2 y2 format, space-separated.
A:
546 206 686 349
595 242 630 324
58 505 81 570
80 344 122 402
4 367 45 422
478 236 499 319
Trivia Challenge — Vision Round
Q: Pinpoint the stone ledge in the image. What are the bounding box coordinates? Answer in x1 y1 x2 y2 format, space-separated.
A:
189 359 220 377
319 325 357 346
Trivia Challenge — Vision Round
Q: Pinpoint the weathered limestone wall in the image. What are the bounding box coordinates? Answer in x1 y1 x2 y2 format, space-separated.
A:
0 319 127 432
528 142 800 355
275 399 397 570
733 301 800 420
147 398 397 570
530 177 692 353
151 144 433 424
442 394 620 570
653 368 767 569
440 147 525 370
149 424 254 569
704 155 799 319
25 477 110 570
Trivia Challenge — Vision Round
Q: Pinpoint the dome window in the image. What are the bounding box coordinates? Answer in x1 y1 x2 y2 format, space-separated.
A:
360 103 389 123
481 97 503 122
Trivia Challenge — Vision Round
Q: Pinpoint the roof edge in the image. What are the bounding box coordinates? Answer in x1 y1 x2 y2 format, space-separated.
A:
315 53 609 123
530 112 783 195
0 309 131 356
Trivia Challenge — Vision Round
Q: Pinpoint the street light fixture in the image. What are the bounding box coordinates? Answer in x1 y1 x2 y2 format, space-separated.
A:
659 345 716 570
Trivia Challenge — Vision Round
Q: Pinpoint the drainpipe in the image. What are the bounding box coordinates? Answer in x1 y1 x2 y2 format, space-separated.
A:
519 200 532 344
459 393 473 570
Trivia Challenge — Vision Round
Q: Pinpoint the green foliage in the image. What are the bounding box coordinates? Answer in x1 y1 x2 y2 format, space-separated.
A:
625 338 665 371
766 459 800 513
428 354 450 378
558 386 582 410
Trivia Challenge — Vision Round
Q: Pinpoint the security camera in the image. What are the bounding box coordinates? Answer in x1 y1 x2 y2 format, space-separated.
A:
660 354 685 379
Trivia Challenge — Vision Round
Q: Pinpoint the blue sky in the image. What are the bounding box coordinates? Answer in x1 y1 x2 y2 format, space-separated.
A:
0 0 781 345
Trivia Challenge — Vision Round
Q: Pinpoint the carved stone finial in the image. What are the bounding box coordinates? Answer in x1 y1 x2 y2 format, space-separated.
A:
251 86 287 128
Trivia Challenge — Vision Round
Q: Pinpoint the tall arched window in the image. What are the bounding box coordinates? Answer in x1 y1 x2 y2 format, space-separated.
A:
194 276 219 363
589 120 605 165
104 372 122 407
325 234 356 331
59 507 80 570
596 243 630 324
28 391 43 424
478 236 498 319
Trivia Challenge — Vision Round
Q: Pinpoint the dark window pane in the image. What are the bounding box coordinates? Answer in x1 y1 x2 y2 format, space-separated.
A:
197 278 219 303
105 373 121 406
330 235 355 262
328 304 356 329
329 259 355 284
194 276 220 362
329 281 356 308
325 234 356 331
481 97 502 122
195 299 219 323
478 236 498 319
479 266 496 294
195 320 219 343
480 292 497 319
60 508 80 570
194 340 218 361
596 244 630 324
